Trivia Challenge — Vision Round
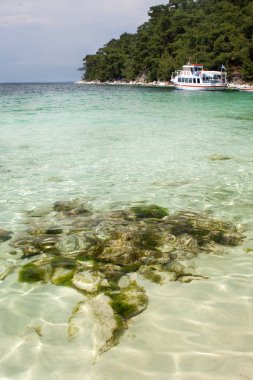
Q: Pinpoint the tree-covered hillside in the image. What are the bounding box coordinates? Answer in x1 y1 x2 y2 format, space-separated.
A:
80 0 253 82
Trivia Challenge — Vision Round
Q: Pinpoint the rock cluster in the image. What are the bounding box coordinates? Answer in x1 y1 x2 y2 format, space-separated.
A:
1 200 244 356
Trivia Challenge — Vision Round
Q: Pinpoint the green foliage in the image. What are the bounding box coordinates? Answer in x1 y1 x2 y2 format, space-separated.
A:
81 0 253 82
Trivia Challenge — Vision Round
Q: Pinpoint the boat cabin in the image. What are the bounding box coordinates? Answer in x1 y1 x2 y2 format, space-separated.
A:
171 62 227 90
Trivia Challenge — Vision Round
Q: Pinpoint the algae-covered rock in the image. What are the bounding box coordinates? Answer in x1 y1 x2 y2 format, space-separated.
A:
99 263 125 282
90 293 125 356
11 235 59 257
19 263 49 283
19 255 77 285
72 270 109 293
55 235 81 254
164 211 243 247
166 262 208 283
54 199 92 216
109 280 148 320
139 266 167 284
55 233 102 257
51 267 75 285
67 295 125 358
5 199 245 358
98 226 164 267
127 204 168 220
50 256 77 270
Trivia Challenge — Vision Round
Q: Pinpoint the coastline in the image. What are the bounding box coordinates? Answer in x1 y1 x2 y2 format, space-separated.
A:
75 79 175 88
75 79 253 90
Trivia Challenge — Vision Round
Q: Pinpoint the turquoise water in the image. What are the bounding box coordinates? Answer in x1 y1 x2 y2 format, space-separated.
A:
1 83 253 379
1 84 253 225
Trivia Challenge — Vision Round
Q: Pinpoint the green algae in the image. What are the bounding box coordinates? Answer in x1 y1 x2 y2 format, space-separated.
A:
129 204 168 219
141 268 164 284
137 228 162 250
109 282 148 320
110 296 138 319
19 263 48 283
244 248 253 253
51 268 75 286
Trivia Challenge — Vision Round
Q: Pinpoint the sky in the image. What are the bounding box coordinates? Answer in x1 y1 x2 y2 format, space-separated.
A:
0 0 167 83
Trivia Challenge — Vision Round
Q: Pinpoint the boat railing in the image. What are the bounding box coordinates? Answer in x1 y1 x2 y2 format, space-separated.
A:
171 70 202 78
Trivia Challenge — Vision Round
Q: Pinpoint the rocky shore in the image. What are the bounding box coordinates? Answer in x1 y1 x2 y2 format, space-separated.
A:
75 79 174 88
0 199 245 358
75 80 253 90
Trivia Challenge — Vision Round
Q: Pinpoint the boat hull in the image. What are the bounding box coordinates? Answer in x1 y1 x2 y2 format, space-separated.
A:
172 84 228 91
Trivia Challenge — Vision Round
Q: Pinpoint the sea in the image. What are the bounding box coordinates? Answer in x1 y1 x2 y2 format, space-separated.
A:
0 82 253 380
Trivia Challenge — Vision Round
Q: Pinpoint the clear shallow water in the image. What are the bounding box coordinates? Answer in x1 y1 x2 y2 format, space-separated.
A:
1 83 253 379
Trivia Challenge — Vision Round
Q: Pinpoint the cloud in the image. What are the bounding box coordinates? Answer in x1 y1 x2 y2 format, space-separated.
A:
0 0 167 81
0 0 165 27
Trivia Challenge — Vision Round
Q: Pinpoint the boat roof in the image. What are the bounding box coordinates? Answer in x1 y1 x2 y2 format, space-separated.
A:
203 70 222 74
183 64 203 68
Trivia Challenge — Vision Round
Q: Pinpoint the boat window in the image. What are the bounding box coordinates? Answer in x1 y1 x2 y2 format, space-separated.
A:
185 78 189 83
193 78 196 83
178 78 182 82
197 78 200 83
182 78 185 82
189 78 192 83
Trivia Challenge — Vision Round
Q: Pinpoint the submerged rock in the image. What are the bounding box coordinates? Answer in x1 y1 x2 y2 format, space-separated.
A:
72 270 109 293
19 263 50 283
26 206 53 218
2 200 245 357
163 211 243 247
90 294 124 356
97 226 165 267
0 228 12 242
99 263 125 282
208 154 231 161
127 204 168 220
54 199 92 216
51 267 75 286
0 264 16 281
45 226 63 235
109 280 148 320
139 265 169 284
11 235 59 257
50 256 77 270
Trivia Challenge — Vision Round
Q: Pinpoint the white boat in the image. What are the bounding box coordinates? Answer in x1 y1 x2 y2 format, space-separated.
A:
171 62 227 91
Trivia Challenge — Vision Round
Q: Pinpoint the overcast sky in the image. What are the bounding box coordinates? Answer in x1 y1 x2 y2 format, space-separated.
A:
0 0 167 82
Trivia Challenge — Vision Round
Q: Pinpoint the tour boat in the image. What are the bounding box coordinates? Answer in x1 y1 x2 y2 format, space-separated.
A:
171 62 227 91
